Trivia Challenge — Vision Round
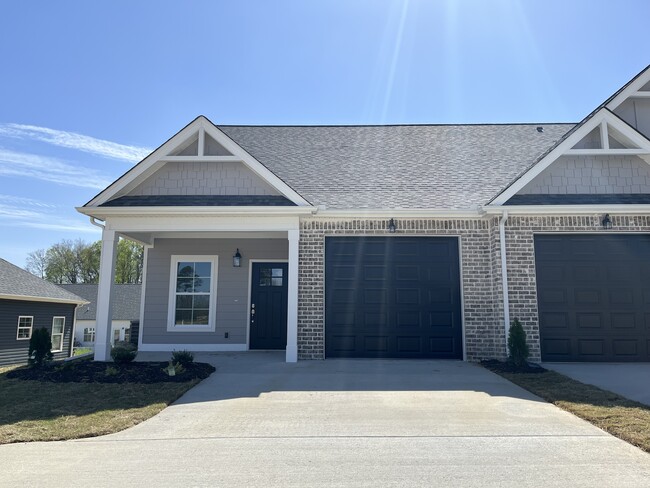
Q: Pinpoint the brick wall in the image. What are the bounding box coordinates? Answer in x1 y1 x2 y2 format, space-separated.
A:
297 217 504 361
504 214 650 361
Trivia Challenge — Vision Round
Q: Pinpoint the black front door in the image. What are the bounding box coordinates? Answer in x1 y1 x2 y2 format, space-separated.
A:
250 262 289 350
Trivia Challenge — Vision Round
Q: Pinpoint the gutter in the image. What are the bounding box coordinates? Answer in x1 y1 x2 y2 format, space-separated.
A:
77 205 317 218
499 211 510 356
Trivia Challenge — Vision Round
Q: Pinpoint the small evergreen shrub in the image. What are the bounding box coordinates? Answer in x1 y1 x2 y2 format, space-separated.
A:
171 350 194 366
507 318 530 368
110 341 137 364
28 327 53 367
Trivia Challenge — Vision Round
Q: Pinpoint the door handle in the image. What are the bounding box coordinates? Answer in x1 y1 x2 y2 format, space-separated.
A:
250 303 255 324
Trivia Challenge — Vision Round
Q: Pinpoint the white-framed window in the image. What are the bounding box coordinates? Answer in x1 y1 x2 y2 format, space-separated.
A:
51 317 65 352
16 316 33 340
83 327 95 342
167 255 218 332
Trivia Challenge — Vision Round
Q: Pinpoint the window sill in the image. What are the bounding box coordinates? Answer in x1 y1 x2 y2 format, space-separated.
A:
166 324 215 333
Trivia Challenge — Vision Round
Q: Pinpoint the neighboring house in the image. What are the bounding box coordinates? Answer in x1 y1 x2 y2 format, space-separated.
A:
0 259 86 366
79 65 650 364
58 284 141 348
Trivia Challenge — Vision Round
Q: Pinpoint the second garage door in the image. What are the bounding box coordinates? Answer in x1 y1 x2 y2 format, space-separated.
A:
325 236 463 359
535 234 650 362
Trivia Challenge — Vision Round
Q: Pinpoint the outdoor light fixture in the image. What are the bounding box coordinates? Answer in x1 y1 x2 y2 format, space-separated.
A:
601 214 613 229
233 248 242 267
388 218 396 233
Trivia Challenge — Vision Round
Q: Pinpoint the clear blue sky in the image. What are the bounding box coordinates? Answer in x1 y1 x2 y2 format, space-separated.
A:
0 0 648 267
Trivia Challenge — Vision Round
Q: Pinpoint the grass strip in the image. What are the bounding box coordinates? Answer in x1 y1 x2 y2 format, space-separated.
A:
484 363 650 453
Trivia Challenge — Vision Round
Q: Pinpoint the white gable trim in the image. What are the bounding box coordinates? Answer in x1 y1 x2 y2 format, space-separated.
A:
606 65 650 110
491 109 650 206
85 116 311 208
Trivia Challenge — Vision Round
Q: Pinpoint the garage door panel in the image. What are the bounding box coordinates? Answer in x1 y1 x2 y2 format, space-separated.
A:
578 339 605 356
573 265 599 282
536 235 650 362
396 311 421 327
611 313 636 329
326 236 462 359
576 313 602 329
539 312 569 329
575 289 601 305
539 288 567 305
613 340 638 356
429 311 454 328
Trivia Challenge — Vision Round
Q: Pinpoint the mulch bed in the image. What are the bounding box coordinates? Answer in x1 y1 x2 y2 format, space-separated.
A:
6 360 215 384
481 359 547 374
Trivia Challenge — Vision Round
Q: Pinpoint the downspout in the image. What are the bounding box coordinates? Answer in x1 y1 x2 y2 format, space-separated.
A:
499 211 510 356
89 216 105 229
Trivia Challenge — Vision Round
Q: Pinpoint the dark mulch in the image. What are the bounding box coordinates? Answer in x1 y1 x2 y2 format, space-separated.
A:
6 359 215 384
481 359 546 374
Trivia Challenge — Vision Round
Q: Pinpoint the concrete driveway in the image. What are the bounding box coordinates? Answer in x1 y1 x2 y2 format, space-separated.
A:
1 352 649 487
543 362 650 406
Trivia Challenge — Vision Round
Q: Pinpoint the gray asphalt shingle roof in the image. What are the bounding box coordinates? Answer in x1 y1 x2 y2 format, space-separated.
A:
58 284 141 321
0 259 86 304
219 124 574 209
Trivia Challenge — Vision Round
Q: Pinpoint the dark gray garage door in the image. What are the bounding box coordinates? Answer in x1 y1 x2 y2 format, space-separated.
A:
535 234 650 362
325 236 463 359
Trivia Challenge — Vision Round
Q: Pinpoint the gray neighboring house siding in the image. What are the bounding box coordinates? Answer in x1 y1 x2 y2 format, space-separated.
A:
0 299 76 366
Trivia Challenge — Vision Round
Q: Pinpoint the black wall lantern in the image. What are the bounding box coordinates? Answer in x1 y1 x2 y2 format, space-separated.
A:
388 218 396 233
601 214 612 229
233 248 242 267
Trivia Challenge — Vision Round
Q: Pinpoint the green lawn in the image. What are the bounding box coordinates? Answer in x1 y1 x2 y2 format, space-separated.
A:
0 363 205 444
73 347 93 356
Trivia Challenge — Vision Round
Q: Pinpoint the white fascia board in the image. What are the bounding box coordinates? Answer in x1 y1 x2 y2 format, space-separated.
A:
201 119 311 206
491 109 646 206
606 66 650 110
102 214 302 233
0 294 89 306
483 204 650 216
315 208 484 218
85 118 204 207
77 205 316 218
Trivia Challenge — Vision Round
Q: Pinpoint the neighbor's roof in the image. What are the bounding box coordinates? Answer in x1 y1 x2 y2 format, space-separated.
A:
218 123 574 209
58 284 141 321
0 259 87 305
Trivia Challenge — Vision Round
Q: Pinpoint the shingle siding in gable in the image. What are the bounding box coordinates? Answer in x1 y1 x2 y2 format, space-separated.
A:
517 155 650 195
0 299 75 366
127 161 281 198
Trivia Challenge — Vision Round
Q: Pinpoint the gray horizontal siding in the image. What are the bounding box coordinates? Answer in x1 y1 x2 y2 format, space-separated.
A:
142 238 288 345
0 299 75 366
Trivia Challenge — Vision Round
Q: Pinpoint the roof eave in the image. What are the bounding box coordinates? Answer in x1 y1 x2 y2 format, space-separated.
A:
0 294 89 305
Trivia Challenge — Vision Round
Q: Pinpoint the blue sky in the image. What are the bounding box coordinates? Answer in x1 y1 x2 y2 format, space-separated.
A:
0 0 648 267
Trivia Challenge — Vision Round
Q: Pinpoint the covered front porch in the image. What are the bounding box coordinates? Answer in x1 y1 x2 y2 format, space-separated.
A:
90 212 302 362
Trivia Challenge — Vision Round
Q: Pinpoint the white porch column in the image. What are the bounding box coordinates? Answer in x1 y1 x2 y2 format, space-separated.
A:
94 228 118 361
286 229 300 362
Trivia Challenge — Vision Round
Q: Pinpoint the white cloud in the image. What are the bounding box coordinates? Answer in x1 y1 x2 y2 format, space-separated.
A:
0 123 151 163
0 148 112 189
0 198 98 234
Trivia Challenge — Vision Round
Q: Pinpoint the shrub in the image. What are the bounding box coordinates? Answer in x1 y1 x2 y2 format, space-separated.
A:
507 318 530 368
110 341 137 364
104 366 119 377
171 350 194 367
28 327 53 367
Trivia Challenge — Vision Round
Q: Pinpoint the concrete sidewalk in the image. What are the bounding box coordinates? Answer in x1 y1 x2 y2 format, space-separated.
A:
1 352 649 487
543 362 650 406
